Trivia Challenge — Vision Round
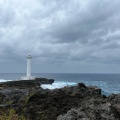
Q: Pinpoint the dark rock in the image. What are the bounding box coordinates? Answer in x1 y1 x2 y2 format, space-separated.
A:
0 92 6 104
57 93 120 120
57 98 120 120
0 81 120 120
35 78 54 85
77 83 86 88
0 77 54 117
0 78 54 88
16 83 103 120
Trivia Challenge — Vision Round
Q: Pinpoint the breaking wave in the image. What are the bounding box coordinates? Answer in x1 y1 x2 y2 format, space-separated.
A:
41 81 77 90
0 79 12 82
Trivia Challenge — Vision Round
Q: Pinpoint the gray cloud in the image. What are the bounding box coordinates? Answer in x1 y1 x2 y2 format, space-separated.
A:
0 0 120 73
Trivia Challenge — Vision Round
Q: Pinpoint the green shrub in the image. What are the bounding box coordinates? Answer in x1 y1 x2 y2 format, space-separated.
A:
0 108 27 120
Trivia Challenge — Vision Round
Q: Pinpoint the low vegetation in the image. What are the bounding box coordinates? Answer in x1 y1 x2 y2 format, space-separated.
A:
0 108 27 120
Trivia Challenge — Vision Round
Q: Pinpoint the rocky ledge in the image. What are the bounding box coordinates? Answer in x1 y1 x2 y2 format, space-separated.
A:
0 80 120 120
0 78 54 88
0 77 54 118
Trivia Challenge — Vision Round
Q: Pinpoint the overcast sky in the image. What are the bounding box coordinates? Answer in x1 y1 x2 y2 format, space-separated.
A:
0 0 120 73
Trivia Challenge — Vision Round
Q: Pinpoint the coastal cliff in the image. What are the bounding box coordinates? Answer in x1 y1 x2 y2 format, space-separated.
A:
0 79 120 120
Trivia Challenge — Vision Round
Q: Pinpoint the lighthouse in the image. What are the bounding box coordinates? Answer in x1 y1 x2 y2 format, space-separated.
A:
21 54 34 80
27 54 32 79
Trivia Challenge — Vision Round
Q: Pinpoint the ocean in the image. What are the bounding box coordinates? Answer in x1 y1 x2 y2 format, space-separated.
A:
0 73 120 95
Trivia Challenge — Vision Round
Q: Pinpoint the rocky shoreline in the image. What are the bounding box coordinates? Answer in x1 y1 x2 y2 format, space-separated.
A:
0 78 120 120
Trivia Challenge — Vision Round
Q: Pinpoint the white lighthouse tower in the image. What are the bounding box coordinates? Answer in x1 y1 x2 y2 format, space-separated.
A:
21 54 35 80
26 54 32 79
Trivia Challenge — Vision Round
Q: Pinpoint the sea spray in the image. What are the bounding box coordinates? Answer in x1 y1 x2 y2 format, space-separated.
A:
41 81 77 89
0 79 12 82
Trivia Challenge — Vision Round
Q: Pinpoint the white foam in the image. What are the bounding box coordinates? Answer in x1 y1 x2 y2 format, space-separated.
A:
41 81 77 90
0 79 12 82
